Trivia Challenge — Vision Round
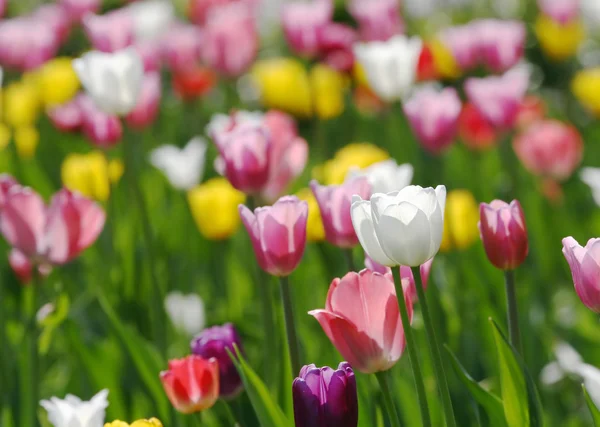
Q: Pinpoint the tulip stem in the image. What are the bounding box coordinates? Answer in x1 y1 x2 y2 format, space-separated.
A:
279 275 301 377
375 371 401 427
391 268 431 427
21 272 39 427
411 266 457 427
504 270 522 354
344 248 356 272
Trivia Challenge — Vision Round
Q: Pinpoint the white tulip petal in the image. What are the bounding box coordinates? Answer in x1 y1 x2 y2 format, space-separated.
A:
435 185 447 218
350 197 395 266
370 192 400 224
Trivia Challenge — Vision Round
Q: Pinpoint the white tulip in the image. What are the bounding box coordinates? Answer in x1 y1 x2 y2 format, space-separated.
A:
127 0 174 42
579 364 600 410
353 35 422 102
351 185 446 267
165 291 206 336
73 48 144 116
150 137 208 190
581 167 600 207
40 389 108 427
346 160 413 194
582 0 600 32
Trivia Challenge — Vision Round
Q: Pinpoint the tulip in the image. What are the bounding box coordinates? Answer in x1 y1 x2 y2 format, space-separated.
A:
516 95 546 130
562 237 600 312
82 10 135 53
0 174 18 208
160 23 202 73
187 178 246 240
78 95 124 148
172 66 217 100
61 151 124 202
317 143 389 185
32 5 71 44
440 190 479 252
191 323 244 399
59 0 101 22
127 0 174 43
538 0 580 24
150 137 207 191
475 19 526 73
346 159 413 194
282 0 333 57
581 167 600 207
3 81 41 128
160 355 219 414
293 362 358 427
125 72 162 129
35 58 80 107
353 35 422 102
239 196 308 276
513 120 583 182
296 188 326 242
188 0 240 25
310 178 371 248
572 68 600 116
458 103 498 151
582 0 600 31
465 66 530 130
40 389 108 427
535 15 584 61
48 98 84 133
74 48 144 116
309 269 412 373
9 249 34 284
425 38 461 80
364 258 433 303
348 0 403 42
439 24 480 71
309 64 347 120
14 127 40 159
318 23 357 73
403 86 461 154
164 291 205 336
479 200 528 270
0 18 60 71
105 419 162 427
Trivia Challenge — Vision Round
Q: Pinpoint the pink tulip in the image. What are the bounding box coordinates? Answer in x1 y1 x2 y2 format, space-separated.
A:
439 24 480 71
48 98 84 133
475 19 526 73
126 72 162 129
201 4 258 77
0 0 6 19
0 187 105 266
282 0 333 57
479 200 528 270
465 67 529 130
403 86 462 154
78 95 124 148
538 0 580 24
347 0 403 42
188 0 239 26
310 178 371 248
0 175 18 209
160 23 202 72
32 5 72 43
239 196 308 276
58 0 101 22
134 42 162 72
83 10 134 52
0 18 60 71
562 236 600 313
513 120 583 182
8 249 51 284
309 269 413 373
317 23 357 73
363 257 433 303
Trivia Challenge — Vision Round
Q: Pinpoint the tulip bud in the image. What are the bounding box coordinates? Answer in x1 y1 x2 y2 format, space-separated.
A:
309 64 346 120
150 137 207 191
172 66 216 100
535 14 584 61
36 57 80 108
440 189 480 252
479 200 528 270
562 236 600 312
14 127 40 159
191 323 244 399
292 362 358 427
61 151 123 202
572 68 600 117
282 0 333 57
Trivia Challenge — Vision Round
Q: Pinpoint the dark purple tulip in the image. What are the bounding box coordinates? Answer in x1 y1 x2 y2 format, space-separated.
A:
292 362 358 427
190 323 243 399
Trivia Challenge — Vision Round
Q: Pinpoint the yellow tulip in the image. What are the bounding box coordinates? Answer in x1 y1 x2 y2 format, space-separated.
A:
310 64 346 120
61 151 123 201
535 15 585 61
572 67 600 116
105 419 162 427
187 178 246 240
314 143 389 185
430 38 461 80
3 81 41 127
352 62 369 88
0 123 10 150
14 126 39 159
296 188 325 242
36 57 80 107
440 189 479 252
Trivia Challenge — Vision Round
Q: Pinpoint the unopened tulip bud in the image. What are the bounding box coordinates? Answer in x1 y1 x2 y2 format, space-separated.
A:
562 236 600 312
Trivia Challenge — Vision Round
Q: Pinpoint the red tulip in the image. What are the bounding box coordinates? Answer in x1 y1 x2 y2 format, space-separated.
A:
458 103 498 151
172 66 217 100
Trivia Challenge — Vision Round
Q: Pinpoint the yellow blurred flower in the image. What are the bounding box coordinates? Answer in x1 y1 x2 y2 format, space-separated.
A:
572 67 600 116
35 57 80 107
430 38 461 80
352 62 369 88
296 188 325 242
3 80 41 127
310 64 346 120
14 126 39 159
105 419 162 427
535 15 585 61
440 189 479 252
187 178 246 240
0 123 10 150
61 151 124 201
314 143 389 185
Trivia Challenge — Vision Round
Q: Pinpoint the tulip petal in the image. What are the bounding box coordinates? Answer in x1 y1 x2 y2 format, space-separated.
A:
0 187 46 257
350 196 394 266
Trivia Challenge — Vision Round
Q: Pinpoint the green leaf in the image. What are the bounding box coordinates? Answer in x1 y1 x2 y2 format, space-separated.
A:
583 384 600 426
445 344 506 427
228 344 292 427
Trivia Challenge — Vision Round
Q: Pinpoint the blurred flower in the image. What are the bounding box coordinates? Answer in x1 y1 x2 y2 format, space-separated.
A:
535 15 584 61
3 80 41 128
0 174 18 208
293 362 358 427
33 5 72 44
78 95 124 148
172 68 216 101
439 24 480 72
404 86 461 154
562 236 600 312
479 200 528 270
0 0 5 18
440 190 479 252
0 17 61 71
309 269 412 373
427 39 461 80
516 95 546 129
580 167 600 206
351 185 446 267
83 10 134 53
105 419 162 427
282 0 333 57
150 137 207 191
165 291 205 336
353 35 422 102
127 0 174 42
35 58 80 107
160 23 202 73
48 97 84 132
309 64 346 120
125 72 161 129
416 42 439 82
9 249 35 284
61 151 123 202
191 323 244 399
465 66 530 130
296 188 325 242
572 67 600 116
513 120 583 181
475 19 526 73
399 261 433 303
59 0 101 22
318 23 357 73
346 159 412 194
187 178 246 240
0 124 9 151
14 126 40 159
538 0 580 24
458 103 498 151
348 0 402 42
581 0 600 31
239 196 308 276
310 177 371 248
40 389 108 427
74 48 144 116
188 0 245 25
316 143 389 185
160 355 219 414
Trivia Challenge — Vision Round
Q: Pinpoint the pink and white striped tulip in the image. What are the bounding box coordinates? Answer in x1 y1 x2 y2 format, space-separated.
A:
347 0 403 42
160 23 202 72
403 86 462 154
239 196 308 276
78 95 123 148
309 269 412 374
58 0 101 22
282 0 333 57
83 10 134 53
538 0 580 24
475 19 526 73
562 237 600 313
125 72 162 129
310 177 371 248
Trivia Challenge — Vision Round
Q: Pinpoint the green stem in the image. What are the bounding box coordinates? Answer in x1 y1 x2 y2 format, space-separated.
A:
391 268 431 427
21 273 39 427
344 248 356 272
279 275 301 377
504 270 522 354
375 371 401 427
220 400 239 426
257 268 277 388
411 266 456 427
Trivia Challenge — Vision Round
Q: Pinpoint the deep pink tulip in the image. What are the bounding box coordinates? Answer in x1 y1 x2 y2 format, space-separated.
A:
475 19 526 73
403 86 462 154
82 10 134 52
513 120 583 182
48 98 84 133
59 0 101 22
465 67 529 130
317 23 357 73
479 200 528 270
439 24 480 71
125 72 162 130
309 269 412 374
0 175 18 209
200 4 258 77
310 178 371 248
538 0 580 24
562 236 600 313
347 0 403 42
364 256 433 303
160 23 202 72
282 0 333 57
239 196 308 276
78 95 124 148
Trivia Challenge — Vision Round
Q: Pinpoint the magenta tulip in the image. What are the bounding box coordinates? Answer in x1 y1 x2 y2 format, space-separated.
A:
475 19 526 73
282 0 333 57
317 23 357 73
538 0 580 24
160 23 202 73
78 95 123 148
562 237 600 313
